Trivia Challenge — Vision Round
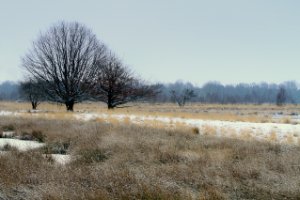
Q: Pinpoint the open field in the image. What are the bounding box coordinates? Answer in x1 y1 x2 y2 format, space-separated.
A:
1 102 300 144
2 101 300 122
1 102 300 199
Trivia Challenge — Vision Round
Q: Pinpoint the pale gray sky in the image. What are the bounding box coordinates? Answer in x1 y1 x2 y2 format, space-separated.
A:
0 0 299 85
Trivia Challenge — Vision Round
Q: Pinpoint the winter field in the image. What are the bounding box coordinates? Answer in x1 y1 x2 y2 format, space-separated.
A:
1 101 300 145
1 101 300 199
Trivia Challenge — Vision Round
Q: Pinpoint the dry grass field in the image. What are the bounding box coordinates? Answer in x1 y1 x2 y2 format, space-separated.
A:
1 102 300 199
2 101 300 123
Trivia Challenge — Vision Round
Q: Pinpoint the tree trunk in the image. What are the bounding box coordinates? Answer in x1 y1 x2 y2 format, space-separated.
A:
107 102 114 109
108 105 114 109
31 101 37 110
107 94 114 109
65 100 74 111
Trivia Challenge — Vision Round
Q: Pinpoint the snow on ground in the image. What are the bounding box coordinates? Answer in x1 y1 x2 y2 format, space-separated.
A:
74 113 300 144
1 110 300 144
50 154 72 165
0 111 16 116
0 138 71 165
0 138 45 151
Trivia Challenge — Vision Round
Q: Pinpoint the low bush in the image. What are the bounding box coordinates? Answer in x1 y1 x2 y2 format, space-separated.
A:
43 141 70 155
31 130 46 142
192 127 200 134
0 144 15 151
76 148 108 164
2 124 15 131
20 131 34 140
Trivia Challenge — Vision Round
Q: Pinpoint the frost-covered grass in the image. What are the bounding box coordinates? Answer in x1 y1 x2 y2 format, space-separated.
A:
0 116 300 199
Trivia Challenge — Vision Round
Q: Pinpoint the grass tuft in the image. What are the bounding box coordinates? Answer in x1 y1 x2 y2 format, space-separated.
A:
75 148 109 164
31 130 46 142
2 124 15 131
192 127 200 134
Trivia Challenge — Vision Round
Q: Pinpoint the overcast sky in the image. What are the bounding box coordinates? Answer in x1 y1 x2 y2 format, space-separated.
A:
0 0 299 85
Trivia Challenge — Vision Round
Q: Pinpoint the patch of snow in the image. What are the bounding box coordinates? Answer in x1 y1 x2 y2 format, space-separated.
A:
0 139 45 151
50 154 71 165
28 109 44 113
0 111 15 116
2 131 15 138
272 113 300 121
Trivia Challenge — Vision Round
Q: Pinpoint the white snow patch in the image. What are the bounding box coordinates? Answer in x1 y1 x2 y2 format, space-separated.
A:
2 131 15 138
50 154 71 165
0 111 15 116
0 139 45 151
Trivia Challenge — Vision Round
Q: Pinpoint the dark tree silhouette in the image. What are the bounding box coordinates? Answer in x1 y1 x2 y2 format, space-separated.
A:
156 81 298 105
276 87 287 106
170 88 196 107
22 21 107 111
93 55 158 109
20 79 44 110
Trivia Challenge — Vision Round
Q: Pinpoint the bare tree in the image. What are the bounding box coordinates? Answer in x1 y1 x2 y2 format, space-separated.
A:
276 87 286 106
22 21 107 111
93 55 158 109
20 79 44 110
170 88 196 107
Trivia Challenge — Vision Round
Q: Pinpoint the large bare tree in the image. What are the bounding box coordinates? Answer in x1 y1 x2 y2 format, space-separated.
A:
93 55 158 109
22 22 107 111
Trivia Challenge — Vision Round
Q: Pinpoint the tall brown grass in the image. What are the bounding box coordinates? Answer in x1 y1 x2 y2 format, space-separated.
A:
0 116 300 199
3 101 300 123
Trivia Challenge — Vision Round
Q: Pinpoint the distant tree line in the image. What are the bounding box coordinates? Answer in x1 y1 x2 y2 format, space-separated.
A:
0 80 299 108
0 81 20 100
153 81 300 105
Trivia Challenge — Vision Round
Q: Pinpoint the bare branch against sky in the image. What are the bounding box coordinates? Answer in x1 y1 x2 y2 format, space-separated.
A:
0 0 299 85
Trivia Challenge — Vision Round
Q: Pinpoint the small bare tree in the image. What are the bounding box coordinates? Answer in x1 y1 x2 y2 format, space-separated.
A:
20 79 44 110
93 55 158 109
170 88 196 107
276 87 286 106
22 21 107 111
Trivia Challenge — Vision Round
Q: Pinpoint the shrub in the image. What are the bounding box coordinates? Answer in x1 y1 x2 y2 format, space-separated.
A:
20 131 34 140
43 141 70 155
2 124 15 131
283 118 291 124
192 127 200 134
32 130 46 142
158 151 181 164
0 144 15 151
76 148 108 164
